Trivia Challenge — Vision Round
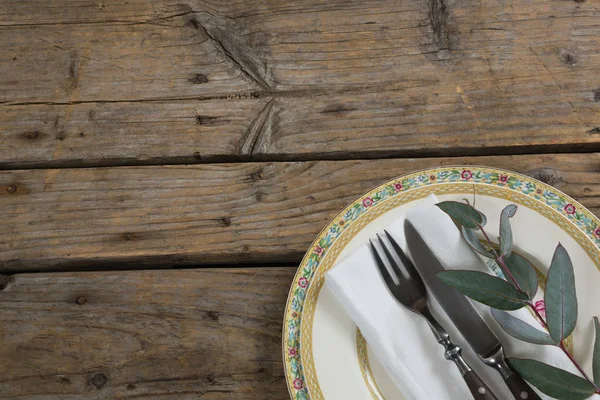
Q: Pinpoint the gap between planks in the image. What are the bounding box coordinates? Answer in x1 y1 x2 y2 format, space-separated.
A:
2 143 600 171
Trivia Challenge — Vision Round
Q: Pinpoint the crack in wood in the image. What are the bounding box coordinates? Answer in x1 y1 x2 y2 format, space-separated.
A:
1 79 439 106
238 99 276 155
65 51 80 94
426 0 455 60
2 92 263 106
192 17 271 91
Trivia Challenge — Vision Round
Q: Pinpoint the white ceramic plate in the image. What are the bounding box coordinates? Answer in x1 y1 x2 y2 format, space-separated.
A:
283 166 600 400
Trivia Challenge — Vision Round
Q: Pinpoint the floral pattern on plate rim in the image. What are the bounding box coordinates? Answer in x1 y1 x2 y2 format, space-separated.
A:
283 167 600 400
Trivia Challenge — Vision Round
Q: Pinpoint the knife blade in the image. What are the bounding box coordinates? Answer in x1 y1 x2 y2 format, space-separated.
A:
404 220 541 400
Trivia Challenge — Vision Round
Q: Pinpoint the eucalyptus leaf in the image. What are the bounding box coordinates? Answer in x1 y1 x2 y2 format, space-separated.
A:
545 244 578 343
436 201 484 229
491 309 554 345
436 270 529 310
477 210 488 229
508 358 597 400
500 204 518 257
594 316 600 385
503 253 538 299
461 226 495 258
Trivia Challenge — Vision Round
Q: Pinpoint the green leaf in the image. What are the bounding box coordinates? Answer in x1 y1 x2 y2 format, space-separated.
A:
508 358 597 400
436 270 529 310
461 198 487 228
436 201 484 229
503 253 538 299
477 210 488 229
594 316 600 385
461 226 495 258
500 204 517 257
491 309 554 345
545 244 578 343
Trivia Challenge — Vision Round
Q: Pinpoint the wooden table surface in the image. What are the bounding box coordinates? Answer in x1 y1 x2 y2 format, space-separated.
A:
1 0 600 398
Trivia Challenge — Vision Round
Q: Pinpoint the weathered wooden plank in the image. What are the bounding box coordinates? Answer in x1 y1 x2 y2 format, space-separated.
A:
0 99 269 168
0 267 294 399
0 3 260 104
2 0 600 166
254 88 600 158
1 153 599 272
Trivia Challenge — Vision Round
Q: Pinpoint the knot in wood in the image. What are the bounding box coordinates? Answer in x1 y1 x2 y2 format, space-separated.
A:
90 373 107 389
75 296 87 305
6 185 17 194
588 127 600 135
528 168 562 186
189 73 209 84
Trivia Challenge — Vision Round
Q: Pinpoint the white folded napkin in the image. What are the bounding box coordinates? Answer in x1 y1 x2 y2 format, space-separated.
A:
325 194 585 400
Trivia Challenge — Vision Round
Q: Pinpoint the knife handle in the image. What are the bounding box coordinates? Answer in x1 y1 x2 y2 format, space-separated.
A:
440 339 498 399
463 370 499 399
504 372 540 400
482 348 541 400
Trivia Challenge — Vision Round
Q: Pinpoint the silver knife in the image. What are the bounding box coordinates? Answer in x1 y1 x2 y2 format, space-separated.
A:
404 221 541 400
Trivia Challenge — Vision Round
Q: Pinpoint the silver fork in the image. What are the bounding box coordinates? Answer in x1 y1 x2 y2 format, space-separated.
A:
370 230 498 399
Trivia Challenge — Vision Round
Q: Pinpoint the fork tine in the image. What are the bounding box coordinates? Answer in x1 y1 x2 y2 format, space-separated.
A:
376 233 405 280
384 230 420 279
369 239 396 287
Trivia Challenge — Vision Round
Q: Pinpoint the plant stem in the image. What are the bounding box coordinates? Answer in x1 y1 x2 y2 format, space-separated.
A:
558 339 597 388
478 225 523 292
527 301 598 388
495 254 524 292
478 224 599 390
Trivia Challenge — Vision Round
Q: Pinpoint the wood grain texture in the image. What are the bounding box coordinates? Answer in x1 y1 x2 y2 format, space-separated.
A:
2 0 600 166
0 267 294 399
0 99 270 168
0 3 260 104
1 153 599 272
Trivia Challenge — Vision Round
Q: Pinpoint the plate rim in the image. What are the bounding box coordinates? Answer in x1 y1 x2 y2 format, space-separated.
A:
282 165 600 400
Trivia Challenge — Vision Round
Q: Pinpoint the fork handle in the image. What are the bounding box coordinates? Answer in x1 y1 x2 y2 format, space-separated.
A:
442 340 498 399
424 310 499 399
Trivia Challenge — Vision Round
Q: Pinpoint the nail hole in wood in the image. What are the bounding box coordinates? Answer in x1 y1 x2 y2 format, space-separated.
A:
206 311 219 321
218 217 232 227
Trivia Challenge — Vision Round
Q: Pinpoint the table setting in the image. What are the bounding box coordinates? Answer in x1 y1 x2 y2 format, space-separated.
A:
4 0 600 397
283 166 600 400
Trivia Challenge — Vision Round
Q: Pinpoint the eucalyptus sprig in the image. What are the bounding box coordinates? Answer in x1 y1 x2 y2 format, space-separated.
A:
435 200 600 400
